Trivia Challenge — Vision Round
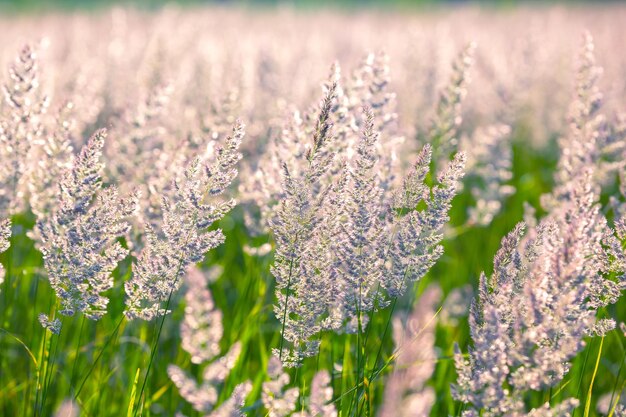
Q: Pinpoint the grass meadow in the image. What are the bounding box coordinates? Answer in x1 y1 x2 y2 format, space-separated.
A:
0 4 625 417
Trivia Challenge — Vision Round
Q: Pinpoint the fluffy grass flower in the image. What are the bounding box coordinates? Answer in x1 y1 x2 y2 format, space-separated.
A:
38 129 137 321
125 120 244 320
0 219 9 288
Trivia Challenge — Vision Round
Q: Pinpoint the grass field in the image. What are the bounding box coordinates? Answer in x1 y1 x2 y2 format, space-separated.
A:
0 4 625 417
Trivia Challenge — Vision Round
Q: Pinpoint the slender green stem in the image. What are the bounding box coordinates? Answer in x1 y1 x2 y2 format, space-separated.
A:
368 298 397 382
608 380 626 417
278 255 297 362
132 290 174 417
315 333 323 373
583 336 604 417
339 334 352 413
133 246 190 417
608 349 626 417
2 212 13 315
1 220 13 416
575 338 594 417
33 325 48 417
23 276 40 417
29 277 40 348
34 296 56 417
293 366 302 412
355 297 398 417
40 319 62 416
347 284 363 417
70 316 86 389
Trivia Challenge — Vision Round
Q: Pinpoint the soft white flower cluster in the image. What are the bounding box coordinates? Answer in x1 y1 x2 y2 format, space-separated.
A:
270 54 467 366
454 32 626 417
454 173 625 416
262 357 336 417
462 124 514 226
124 121 244 320
241 52 401 237
105 82 176 232
0 7 624 417
0 43 247 327
294 371 336 417
268 78 341 364
168 344 250 417
38 312 61 335
262 357 300 417
180 267 223 365
0 44 48 216
38 129 137 321
379 286 441 417
28 101 75 228
424 42 475 170
0 219 10 288
543 32 626 212
168 269 251 417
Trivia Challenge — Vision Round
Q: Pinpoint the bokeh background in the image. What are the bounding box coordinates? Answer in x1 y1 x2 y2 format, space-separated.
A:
0 0 619 13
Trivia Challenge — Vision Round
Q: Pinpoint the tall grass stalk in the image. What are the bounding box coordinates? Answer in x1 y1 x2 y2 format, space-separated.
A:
583 336 604 417
132 251 188 416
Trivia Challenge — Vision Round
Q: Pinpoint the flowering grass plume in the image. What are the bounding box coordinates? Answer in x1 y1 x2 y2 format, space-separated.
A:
168 342 250 416
125 120 244 320
379 286 441 417
262 357 300 417
426 42 476 170
265 369 337 417
0 7 625 417
455 33 626 416
544 31 607 210
168 268 250 416
272 79 466 365
295 371 337 417
240 63 341 237
385 144 466 297
38 312 61 335
330 53 401 193
241 54 402 237
28 101 75 223
105 83 175 230
38 129 137 321
180 267 223 364
462 124 514 226
0 44 49 215
0 219 10 287
270 78 339 365
332 107 386 332
454 172 626 416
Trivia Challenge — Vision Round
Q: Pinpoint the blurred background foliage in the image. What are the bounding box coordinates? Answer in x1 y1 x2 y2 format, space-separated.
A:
0 0 621 13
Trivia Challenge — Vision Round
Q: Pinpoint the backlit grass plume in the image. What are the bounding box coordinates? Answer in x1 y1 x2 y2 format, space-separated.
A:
426 42 476 170
124 120 244 320
454 171 626 415
0 219 10 288
271 82 466 365
462 124 514 226
379 286 441 417
270 78 339 365
38 129 137 322
168 268 250 416
0 44 49 215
